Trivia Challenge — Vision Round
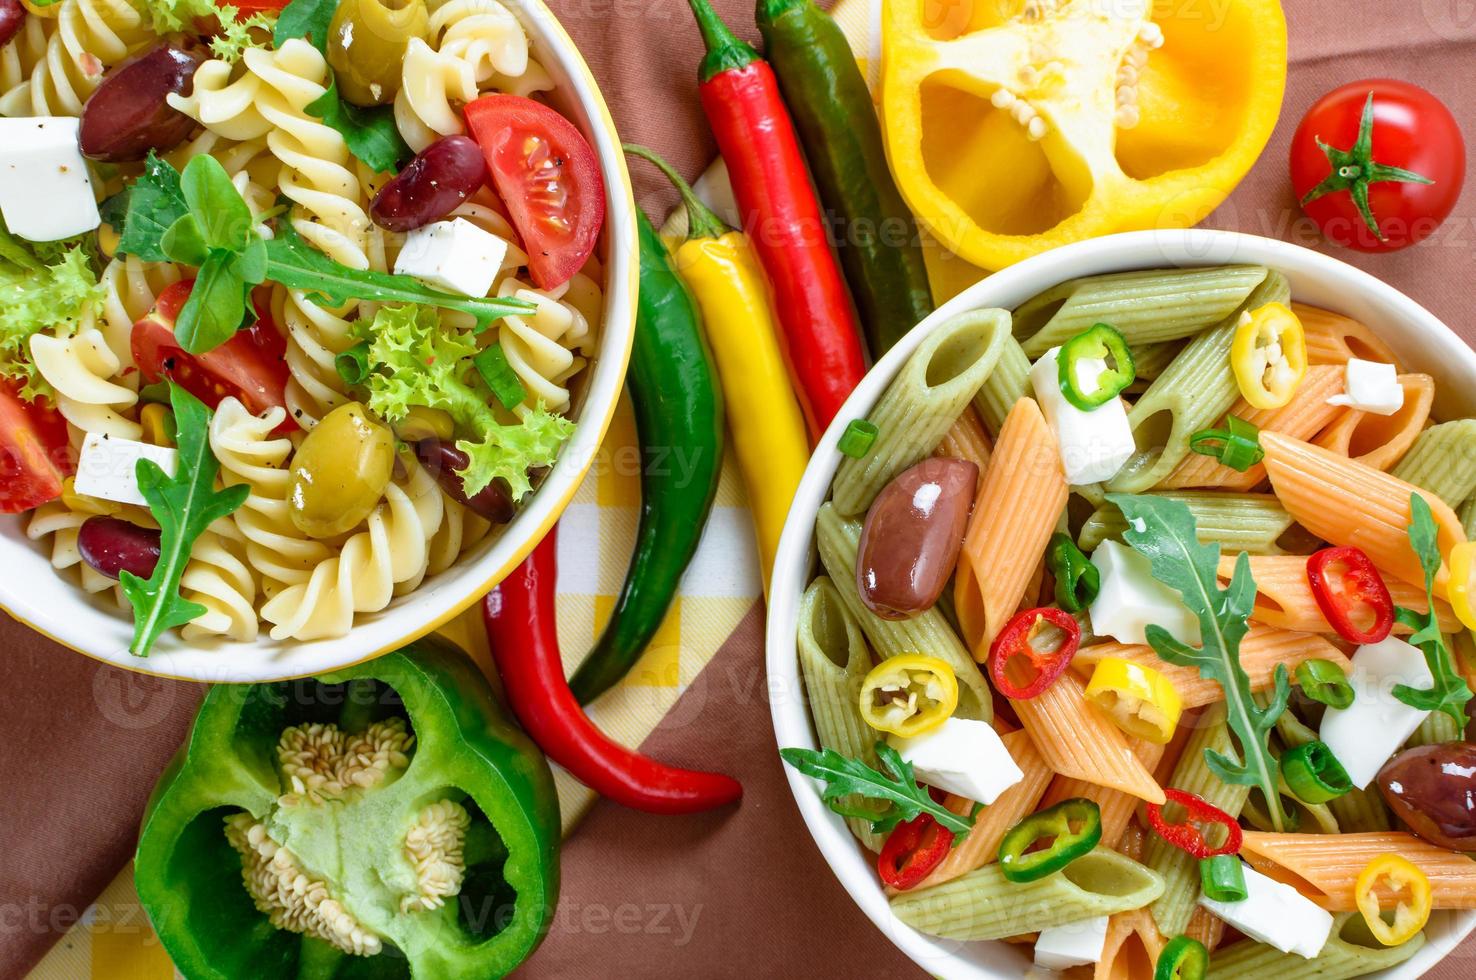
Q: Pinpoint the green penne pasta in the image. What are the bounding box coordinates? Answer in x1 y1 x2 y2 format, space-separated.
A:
1107 271 1291 494
1207 914 1424 979
1459 493 1476 539
1328 787 1392 833
815 504 992 723
1131 339 1186 382
1408 705 1464 747
1012 265 1269 357
1243 779 1339 835
1391 419 1476 509
973 334 1031 436
1077 491 1295 555
890 849 1164 942
832 309 1010 516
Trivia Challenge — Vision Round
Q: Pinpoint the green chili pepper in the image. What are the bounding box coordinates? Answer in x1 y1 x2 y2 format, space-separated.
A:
568 211 725 704
1189 414 1265 472
1282 740 1354 804
135 637 561 979
473 342 527 411
997 798 1102 882
1048 532 1100 612
837 418 878 459
1199 854 1248 902
1155 934 1209 980
1296 658 1356 710
1058 323 1134 410
756 0 932 356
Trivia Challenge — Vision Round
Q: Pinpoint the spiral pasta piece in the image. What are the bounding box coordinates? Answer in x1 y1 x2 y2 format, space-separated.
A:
95 255 184 373
29 329 141 440
492 273 599 414
274 284 355 429
0 0 149 117
26 499 120 597
180 521 261 643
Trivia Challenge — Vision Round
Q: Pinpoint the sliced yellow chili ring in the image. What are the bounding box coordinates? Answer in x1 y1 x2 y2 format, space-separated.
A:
1084 656 1183 744
1447 541 1476 631
1354 854 1432 947
859 654 959 738
1230 302 1307 409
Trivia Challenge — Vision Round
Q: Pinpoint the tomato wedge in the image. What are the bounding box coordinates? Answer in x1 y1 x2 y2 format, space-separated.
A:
463 94 605 290
0 381 74 514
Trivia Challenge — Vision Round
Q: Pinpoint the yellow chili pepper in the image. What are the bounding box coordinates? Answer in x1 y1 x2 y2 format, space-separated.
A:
1231 302 1308 409
859 654 959 738
60 476 119 517
626 145 809 597
1355 855 1432 947
1084 656 1183 744
1448 541 1476 631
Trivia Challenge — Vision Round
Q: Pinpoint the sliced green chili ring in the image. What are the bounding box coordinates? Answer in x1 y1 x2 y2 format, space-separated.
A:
996 797 1102 882
334 341 371 386
1282 740 1354 804
1199 854 1248 902
473 342 528 411
1058 322 1134 410
1047 532 1100 613
1155 934 1209 980
838 418 879 459
1188 414 1265 472
1296 658 1355 710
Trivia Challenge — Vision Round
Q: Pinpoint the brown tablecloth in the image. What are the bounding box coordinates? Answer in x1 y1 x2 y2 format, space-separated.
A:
3 0 1475 977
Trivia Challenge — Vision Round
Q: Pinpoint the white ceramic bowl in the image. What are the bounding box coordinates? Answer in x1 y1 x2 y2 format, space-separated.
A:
0 0 638 683
767 230 1476 979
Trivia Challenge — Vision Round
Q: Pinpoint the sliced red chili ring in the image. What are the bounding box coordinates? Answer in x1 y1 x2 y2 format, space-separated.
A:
1146 788 1243 859
1306 546 1394 644
989 607 1081 700
878 812 955 891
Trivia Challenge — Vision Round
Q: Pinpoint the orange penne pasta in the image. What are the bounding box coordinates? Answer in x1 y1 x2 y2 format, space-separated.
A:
934 404 992 470
1293 302 1401 369
1313 373 1434 471
1215 555 1461 635
1261 431 1464 593
1095 908 1165 980
1241 832 1476 911
1159 365 1344 491
1073 625 1349 708
1013 671 1165 804
1183 906 1226 951
955 399 1067 658
1040 740 1165 849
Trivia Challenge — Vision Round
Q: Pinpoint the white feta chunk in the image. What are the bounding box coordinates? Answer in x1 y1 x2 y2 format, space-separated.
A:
1327 359 1404 416
1320 636 1433 789
74 433 178 507
1033 915 1110 971
887 717 1023 805
1199 863 1334 959
0 118 101 242
393 218 509 297
1087 539 1199 646
1029 346 1135 485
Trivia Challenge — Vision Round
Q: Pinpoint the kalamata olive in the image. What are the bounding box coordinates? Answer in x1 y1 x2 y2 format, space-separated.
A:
79 43 205 162
1377 742 1476 851
370 136 489 232
77 517 161 580
856 457 979 620
288 403 395 539
328 0 428 106
415 439 514 524
0 0 27 50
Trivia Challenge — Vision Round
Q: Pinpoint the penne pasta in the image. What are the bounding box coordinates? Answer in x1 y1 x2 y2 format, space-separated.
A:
1094 907 1165 980
1078 491 1299 556
1408 707 1464 747
1181 906 1225 952
1240 832 1476 911
1207 913 1423 979
1130 340 1186 384
1214 555 1460 635
1391 418 1476 509
1313 373 1434 472
1293 302 1401 369
933 403 992 470
973 335 1032 436
1039 740 1165 849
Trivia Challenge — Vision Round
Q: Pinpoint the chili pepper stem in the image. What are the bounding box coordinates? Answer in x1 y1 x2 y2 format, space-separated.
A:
686 0 759 81
623 144 732 241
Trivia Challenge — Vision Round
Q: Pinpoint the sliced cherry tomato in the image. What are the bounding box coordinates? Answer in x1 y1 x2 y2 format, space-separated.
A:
463 94 605 289
1290 80 1465 252
228 0 288 16
878 812 954 891
0 381 74 514
131 280 293 428
989 607 1081 700
1306 546 1394 644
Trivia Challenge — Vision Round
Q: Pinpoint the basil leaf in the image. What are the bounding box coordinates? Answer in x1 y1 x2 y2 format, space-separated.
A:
274 0 338 52
180 155 255 250
305 77 411 174
175 250 248 354
113 153 189 263
160 213 210 267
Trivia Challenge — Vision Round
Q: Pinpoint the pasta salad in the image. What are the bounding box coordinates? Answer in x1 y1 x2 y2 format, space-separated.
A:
783 265 1476 978
0 0 607 654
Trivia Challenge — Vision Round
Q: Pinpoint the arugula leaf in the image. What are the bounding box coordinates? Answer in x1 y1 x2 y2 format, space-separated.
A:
274 0 338 52
779 742 977 837
119 385 250 657
306 78 411 174
109 153 189 263
1109 493 1292 832
1391 493 1474 724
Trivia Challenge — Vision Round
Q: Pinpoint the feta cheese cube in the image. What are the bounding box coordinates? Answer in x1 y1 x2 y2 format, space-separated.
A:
1320 636 1433 789
1087 539 1199 646
1033 915 1110 971
1327 359 1404 416
1029 346 1136 485
1199 863 1334 959
74 433 178 507
0 118 101 242
393 218 509 297
887 717 1023 805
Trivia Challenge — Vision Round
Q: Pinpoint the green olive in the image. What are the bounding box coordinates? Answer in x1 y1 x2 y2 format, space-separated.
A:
392 405 455 443
289 403 395 539
327 0 429 107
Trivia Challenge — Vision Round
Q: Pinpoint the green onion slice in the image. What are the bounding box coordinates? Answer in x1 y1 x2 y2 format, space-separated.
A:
334 342 372 386
1058 322 1135 410
1047 532 1100 613
1296 659 1355 710
838 419 879 459
1282 740 1353 805
1189 415 1265 472
473 343 527 411
1199 854 1248 903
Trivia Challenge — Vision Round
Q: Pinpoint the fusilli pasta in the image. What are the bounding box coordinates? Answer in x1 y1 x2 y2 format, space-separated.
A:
0 0 149 117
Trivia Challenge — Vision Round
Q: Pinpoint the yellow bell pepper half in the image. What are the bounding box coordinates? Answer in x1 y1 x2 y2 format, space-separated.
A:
1447 541 1476 631
859 654 959 738
1084 656 1183 743
1231 302 1307 409
880 0 1286 272
1355 855 1432 947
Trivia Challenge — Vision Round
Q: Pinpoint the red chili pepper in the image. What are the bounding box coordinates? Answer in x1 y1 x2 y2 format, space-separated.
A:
1146 788 1244 859
1306 546 1394 644
989 607 1081 700
482 526 743 815
878 812 954 891
685 0 867 441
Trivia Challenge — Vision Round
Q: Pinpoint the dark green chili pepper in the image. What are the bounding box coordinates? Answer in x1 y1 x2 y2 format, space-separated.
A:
756 0 932 356
997 798 1101 882
567 211 725 704
1155 934 1209 980
1058 323 1134 410
1199 854 1248 902
1189 414 1265 472
1282 741 1354 804
1048 532 1100 612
